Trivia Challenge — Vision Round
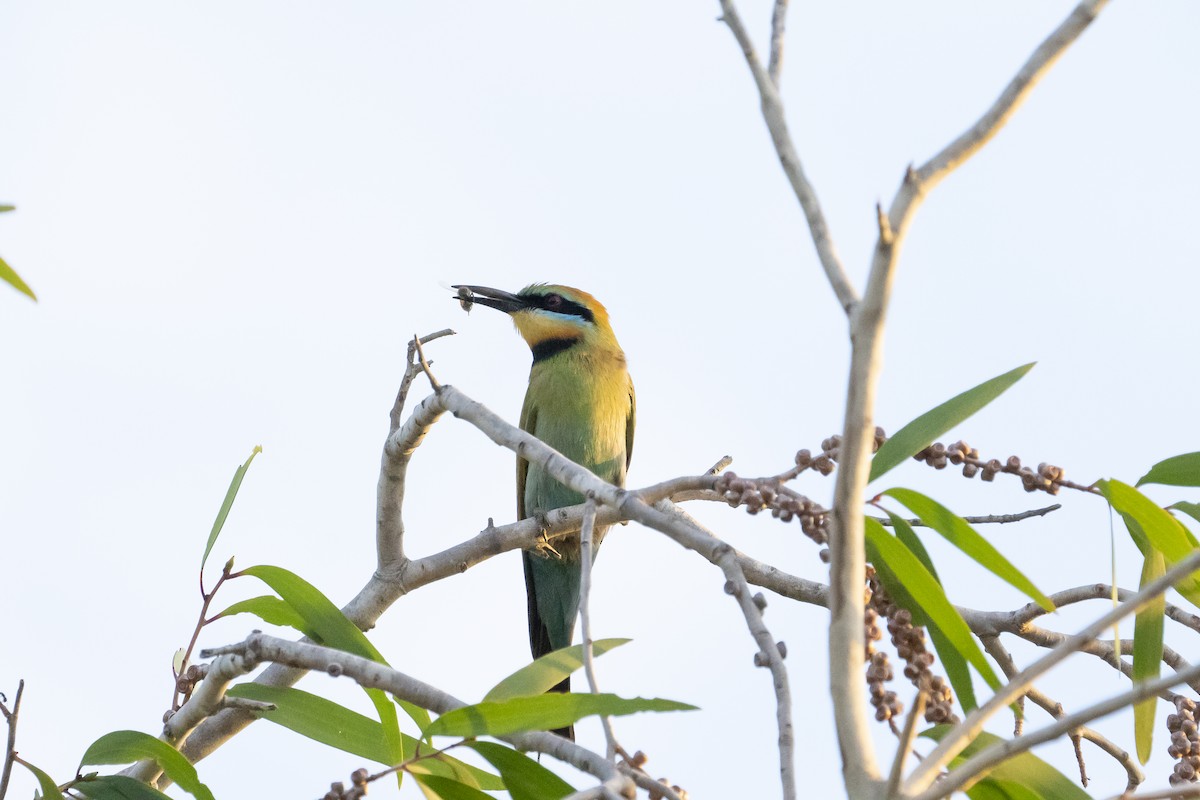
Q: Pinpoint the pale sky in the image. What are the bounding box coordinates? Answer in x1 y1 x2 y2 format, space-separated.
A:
2 2 1199 798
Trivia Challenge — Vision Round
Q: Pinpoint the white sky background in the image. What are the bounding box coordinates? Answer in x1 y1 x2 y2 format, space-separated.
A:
2 2 1199 797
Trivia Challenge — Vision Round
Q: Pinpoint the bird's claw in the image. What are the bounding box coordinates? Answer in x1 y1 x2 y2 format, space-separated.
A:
533 515 562 559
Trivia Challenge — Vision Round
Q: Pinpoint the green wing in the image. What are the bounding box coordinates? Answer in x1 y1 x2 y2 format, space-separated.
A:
517 391 537 520
625 379 636 473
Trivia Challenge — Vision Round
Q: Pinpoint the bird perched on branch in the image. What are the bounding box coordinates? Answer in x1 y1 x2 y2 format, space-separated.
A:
453 283 635 740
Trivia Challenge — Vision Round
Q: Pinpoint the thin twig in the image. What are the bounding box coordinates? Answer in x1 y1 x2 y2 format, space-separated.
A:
716 0 857 313
905 547 1200 796
173 564 233 711
198 634 636 795
912 0 1110 192
706 455 733 475
377 350 454 570
411 334 442 391
914 658 1200 800
1102 786 1200 800
0 680 25 800
885 689 926 798
766 0 789 85
876 504 1061 527
633 500 797 800
981 634 1142 790
391 328 454 433
579 498 623 761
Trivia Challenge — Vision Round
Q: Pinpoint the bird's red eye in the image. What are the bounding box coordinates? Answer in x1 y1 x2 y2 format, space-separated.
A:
544 294 563 309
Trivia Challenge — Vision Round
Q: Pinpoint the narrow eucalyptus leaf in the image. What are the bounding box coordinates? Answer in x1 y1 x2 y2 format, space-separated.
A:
887 512 978 712
886 488 1054 612
424 694 694 739
78 731 214 800
864 519 1001 691
1137 452 1200 488
1133 550 1166 764
870 363 1034 481
485 639 631 701
922 727 1089 799
200 445 262 574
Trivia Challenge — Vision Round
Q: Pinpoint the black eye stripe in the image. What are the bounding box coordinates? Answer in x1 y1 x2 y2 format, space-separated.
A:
526 293 594 323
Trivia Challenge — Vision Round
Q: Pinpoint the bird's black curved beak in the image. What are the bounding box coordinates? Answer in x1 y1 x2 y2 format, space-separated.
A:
452 284 526 314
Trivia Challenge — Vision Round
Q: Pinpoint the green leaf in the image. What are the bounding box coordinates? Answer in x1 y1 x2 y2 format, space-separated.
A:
1170 501 1200 528
201 445 262 574
414 774 493 800
1138 452 1200 487
238 564 384 661
237 566 404 767
922 726 1089 800
0 204 15 213
78 731 214 800
227 684 391 763
870 363 1034 482
485 639 631 701
17 759 66 800
885 488 1054 612
887 512 978 712
424 694 695 739
960 779 1015 800
225 685 500 787
369 690 405 773
74 775 175 799
466 741 575 800
865 519 1001 692
973 778 1047 800
1100 479 1200 606
396 696 433 735
0 254 36 301
1133 549 1166 764
213 595 313 635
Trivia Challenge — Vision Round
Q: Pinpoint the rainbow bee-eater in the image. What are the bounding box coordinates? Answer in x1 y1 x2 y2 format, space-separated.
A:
455 284 635 740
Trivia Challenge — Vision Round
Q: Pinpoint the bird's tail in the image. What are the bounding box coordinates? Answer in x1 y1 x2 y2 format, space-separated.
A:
524 551 577 741
549 675 574 741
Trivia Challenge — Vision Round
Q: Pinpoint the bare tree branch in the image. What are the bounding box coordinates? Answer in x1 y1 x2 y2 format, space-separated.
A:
885 690 926 799
826 204 898 797
905 547 1200 796
378 330 455 569
972 583 1200 636
716 0 857 313
876 504 1062 527
639 501 797 800
767 0 789 85
1100 786 1200 800
197 634 636 796
912 659 1200 800
981 634 1143 791
167 381 825 777
0 680 25 800
578 498 623 761
912 0 1109 193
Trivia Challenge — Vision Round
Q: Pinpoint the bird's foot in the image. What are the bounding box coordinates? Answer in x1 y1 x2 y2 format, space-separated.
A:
533 514 562 559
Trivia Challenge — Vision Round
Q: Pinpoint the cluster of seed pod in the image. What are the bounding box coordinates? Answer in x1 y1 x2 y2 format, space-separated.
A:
713 471 829 546
866 568 959 726
319 768 369 800
794 447 836 476
913 441 1070 495
864 567 904 726
1168 696 1200 786
167 664 207 714
620 751 689 800
794 427 888 474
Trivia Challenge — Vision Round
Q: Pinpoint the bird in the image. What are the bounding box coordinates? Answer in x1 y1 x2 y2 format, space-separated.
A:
453 283 635 740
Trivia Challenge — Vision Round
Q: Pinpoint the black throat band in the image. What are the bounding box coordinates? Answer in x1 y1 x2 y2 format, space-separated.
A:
531 337 580 363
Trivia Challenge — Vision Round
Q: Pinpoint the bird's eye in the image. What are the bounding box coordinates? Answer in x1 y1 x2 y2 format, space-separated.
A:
544 294 563 310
